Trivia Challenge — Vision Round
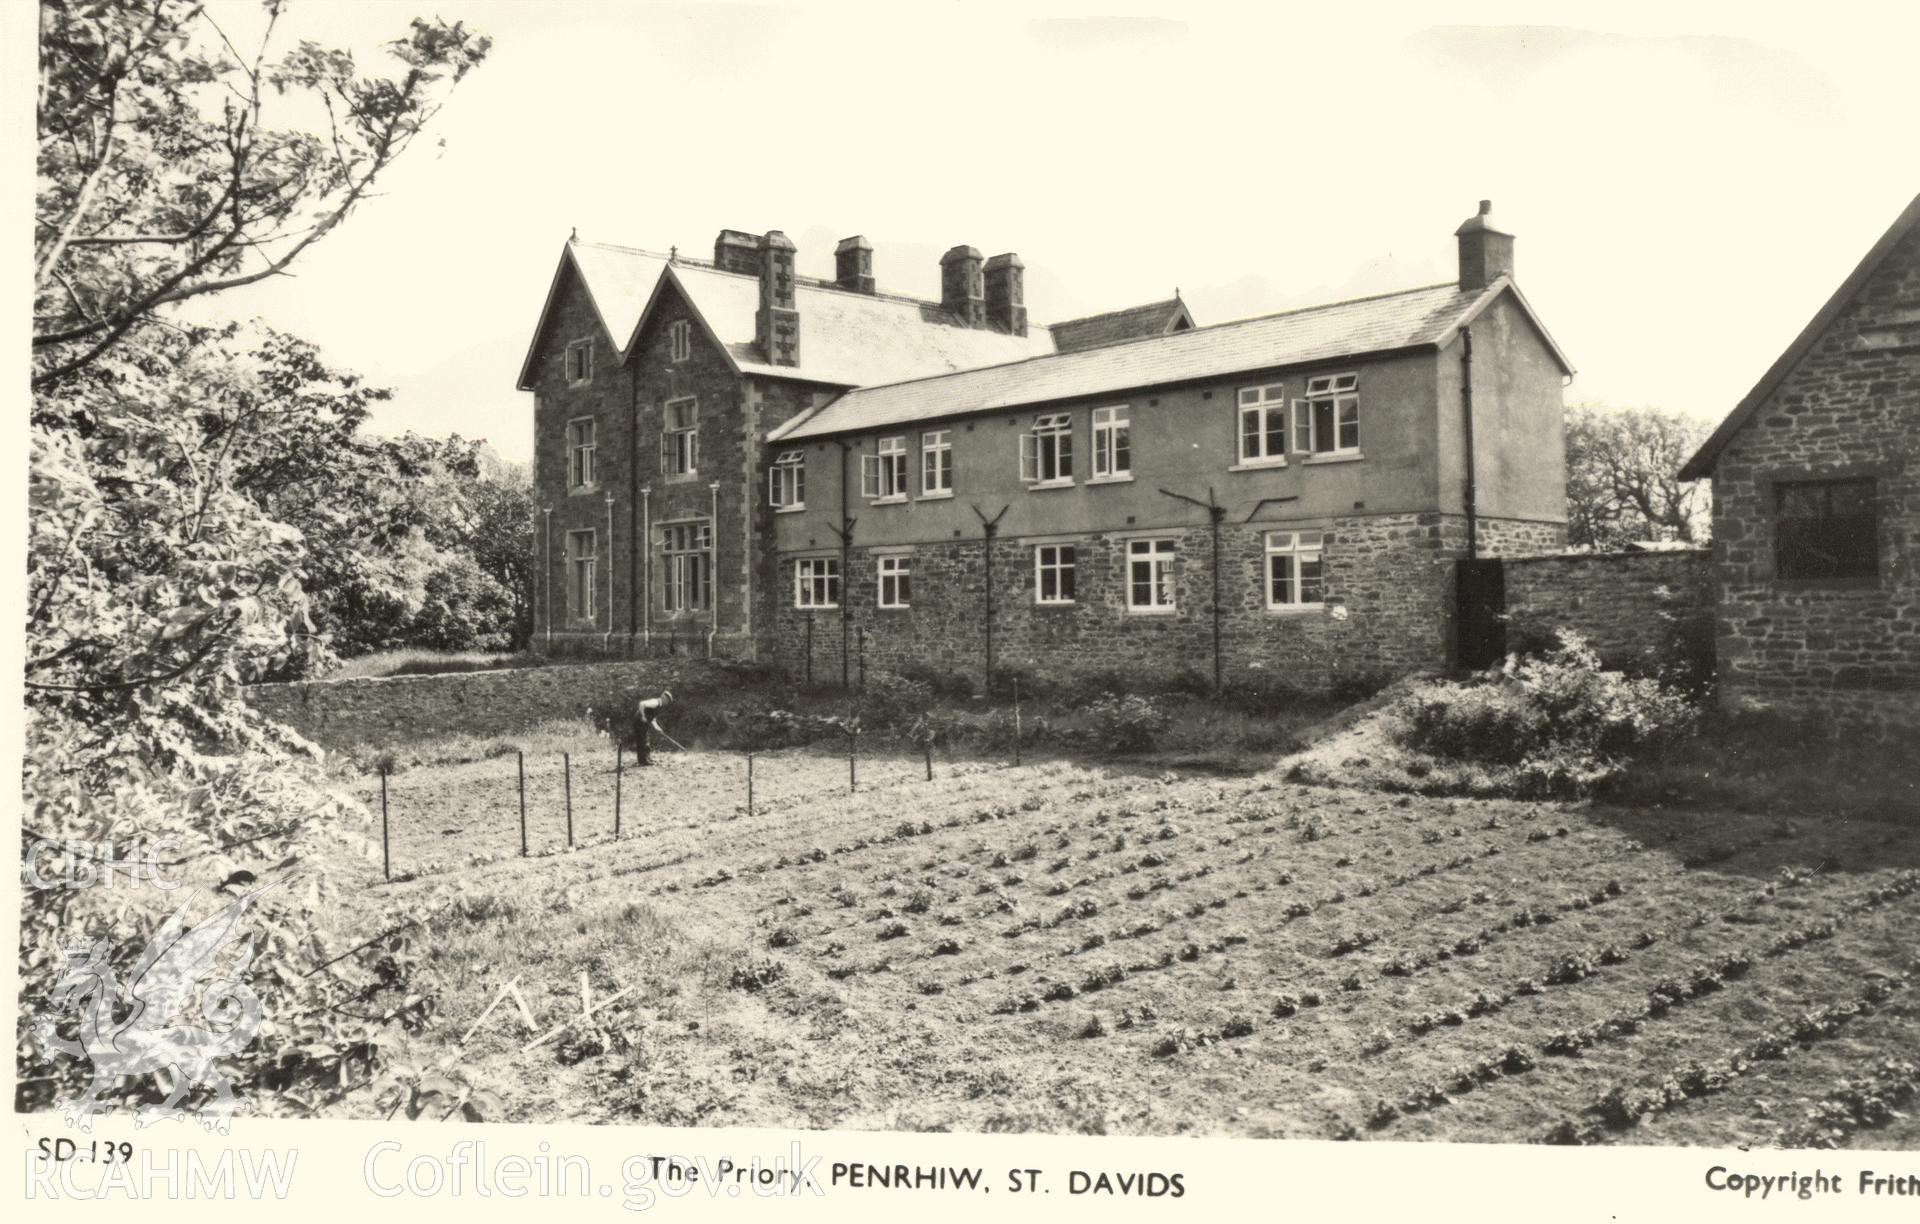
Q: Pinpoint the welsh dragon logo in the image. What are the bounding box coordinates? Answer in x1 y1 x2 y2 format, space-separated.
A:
37 886 273 1133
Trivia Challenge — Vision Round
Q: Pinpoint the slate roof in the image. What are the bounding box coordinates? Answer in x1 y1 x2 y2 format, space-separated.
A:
769 277 1571 443
1051 298 1195 353
516 240 1057 390
1679 192 1920 480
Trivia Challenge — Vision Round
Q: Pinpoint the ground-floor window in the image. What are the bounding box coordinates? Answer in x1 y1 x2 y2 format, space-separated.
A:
1128 538 1176 610
1035 544 1076 604
566 529 596 623
661 521 711 612
877 555 911 608
1265 530 1325 608
794 557 840 609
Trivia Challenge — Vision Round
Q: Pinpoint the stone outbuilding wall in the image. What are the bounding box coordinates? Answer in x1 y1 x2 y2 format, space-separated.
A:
1502 549 1715 671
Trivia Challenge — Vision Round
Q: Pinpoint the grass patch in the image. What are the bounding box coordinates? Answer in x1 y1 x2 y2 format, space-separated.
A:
1599 708 1920 821
328 649 551 680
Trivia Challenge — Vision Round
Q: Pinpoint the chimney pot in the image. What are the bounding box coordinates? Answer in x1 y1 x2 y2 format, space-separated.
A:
834 234 875 294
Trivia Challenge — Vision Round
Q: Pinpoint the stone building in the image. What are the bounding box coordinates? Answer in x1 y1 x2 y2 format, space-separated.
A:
517 203 1573 689
1680 193 1920 733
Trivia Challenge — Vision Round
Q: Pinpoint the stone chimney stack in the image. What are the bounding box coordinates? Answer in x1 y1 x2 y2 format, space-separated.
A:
1454 200 1515 292
834 235 875 294
940 245 986 328
984 252 1026 337
757 230 799 366
714 228 764 275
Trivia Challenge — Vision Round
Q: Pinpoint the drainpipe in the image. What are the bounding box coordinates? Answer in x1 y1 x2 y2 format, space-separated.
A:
603 491 616 651
640 485 653 646
1461 325 1479 559
707 480 721 658
628 377 640 653
838 441 852 690
541 507 553 648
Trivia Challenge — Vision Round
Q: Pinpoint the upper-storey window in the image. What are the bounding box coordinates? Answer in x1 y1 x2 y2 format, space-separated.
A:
669 320 692 363
769 450 805 510
567 417 596 489
862 436 909 502
1296 373 1360 456
1092 406 1131 478
565 338 593 386
921 430 953 496
1775 478 1877 581
661 397 698 476
1237 383 1286 463
1021 413 1073 486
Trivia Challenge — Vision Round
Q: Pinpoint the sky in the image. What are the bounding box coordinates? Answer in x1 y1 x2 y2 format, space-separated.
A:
40 2 1920 463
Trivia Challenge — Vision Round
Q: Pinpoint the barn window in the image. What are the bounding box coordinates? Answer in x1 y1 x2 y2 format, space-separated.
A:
1775 478 1877 581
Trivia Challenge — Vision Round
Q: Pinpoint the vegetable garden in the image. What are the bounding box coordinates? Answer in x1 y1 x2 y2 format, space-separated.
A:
351 742 1920 1144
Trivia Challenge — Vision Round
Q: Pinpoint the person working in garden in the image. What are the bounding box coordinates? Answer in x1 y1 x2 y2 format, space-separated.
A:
631 690 673 766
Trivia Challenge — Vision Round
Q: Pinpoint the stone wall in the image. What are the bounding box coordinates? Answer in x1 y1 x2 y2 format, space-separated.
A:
767 511 1565 692
1705 220 1919 735
1502 549 1715 670
244 660 710 749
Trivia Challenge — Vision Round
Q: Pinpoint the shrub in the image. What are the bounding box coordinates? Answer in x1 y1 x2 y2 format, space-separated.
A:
1084 693 1171 754
1393 632 1697 783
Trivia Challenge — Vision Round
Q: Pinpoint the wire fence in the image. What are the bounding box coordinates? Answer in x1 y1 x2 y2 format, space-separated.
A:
369 727 983 884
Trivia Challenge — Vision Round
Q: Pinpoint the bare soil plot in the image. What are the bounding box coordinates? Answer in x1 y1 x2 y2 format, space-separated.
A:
343 748 1920 1144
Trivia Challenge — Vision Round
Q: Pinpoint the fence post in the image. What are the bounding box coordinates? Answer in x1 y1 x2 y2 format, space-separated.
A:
1013 676 1022 767
848 727 857 793
925 733 933 782
563 751 574 849
746 752 754 818
517 751 527 856
379 765 391 882
614 748 623 838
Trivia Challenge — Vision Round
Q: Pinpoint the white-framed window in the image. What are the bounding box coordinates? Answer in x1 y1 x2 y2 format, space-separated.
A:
921 430 952 495
1128 538 1176 611
1020 412 1073 485
661 397 698 476
1237 382 1286 463
877 555 911 609
565 338 593 385
566 529 596 622
1035 544 1076 604
794 557 840 609
669 320 691 364
567 417 596 489
661 521 711 612
1265 531 1326 609
768 450 806 509
861 436 909 501
1092 406 1130 478
1296 373 1359 455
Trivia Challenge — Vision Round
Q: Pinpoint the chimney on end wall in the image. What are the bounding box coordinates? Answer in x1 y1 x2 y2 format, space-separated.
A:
984 253 1026 337
757 230 800 366
714 229 764 275
940 245 986 328
1455 200 1515 293
834 235 875 294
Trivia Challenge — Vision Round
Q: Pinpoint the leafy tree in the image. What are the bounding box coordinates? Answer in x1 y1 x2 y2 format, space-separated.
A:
1564 404 1712 550
465 455 535 650
24 0 489 1121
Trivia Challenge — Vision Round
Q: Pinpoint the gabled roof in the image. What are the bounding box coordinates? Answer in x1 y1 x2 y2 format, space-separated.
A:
516 239 1058 392
1050 297 1195 353
768 277 1572 443
1680 192 1920 481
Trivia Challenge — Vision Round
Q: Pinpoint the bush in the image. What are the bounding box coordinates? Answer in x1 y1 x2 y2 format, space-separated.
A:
894 659 975 701
1395 633 1696 783
1084 694 1171 754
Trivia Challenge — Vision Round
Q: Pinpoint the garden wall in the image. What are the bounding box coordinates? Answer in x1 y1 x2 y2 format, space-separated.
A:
1501 548 1715 669
244 659 711 749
